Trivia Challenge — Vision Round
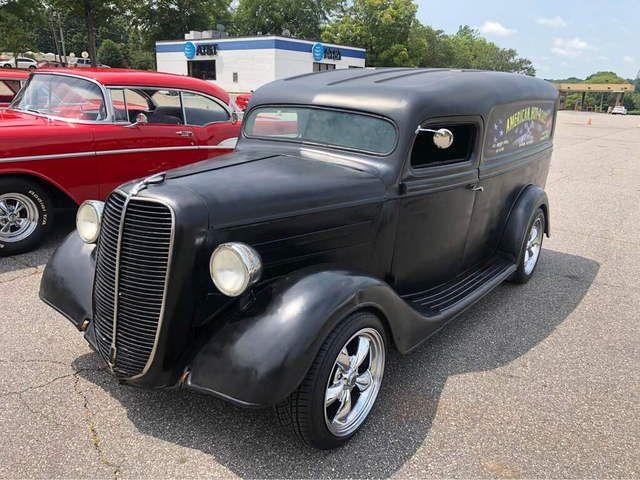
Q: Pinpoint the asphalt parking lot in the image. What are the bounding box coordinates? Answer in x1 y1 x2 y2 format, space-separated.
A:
1 111 638 479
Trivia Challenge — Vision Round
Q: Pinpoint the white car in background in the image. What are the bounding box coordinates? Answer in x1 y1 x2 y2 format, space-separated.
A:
1 57 38 69
611 105 627 115
72 58 110 68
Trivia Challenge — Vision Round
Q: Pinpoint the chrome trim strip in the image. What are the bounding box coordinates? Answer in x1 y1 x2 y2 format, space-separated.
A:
94 146 200 156
108 192 128 371
0 141 237 164
0 151 96 163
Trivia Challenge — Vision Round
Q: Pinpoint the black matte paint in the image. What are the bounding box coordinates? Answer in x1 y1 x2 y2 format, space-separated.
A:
40 68 558 407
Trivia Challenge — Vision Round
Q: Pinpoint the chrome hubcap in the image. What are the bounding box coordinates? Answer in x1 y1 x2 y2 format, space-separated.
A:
524 216 543 275
324 327 385 437
0 193 39 242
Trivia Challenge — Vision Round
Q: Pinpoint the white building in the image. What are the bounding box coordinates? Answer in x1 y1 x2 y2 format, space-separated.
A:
155 35 366 94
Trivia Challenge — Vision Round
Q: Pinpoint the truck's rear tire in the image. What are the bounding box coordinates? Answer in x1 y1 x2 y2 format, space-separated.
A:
0 178 53 256
508 208 545 284
276 311 386 449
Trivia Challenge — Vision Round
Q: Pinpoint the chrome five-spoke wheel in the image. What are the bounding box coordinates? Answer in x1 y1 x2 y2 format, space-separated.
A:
276 311 387 449
0 193 40 243
324 327 385 437
523 215 543 275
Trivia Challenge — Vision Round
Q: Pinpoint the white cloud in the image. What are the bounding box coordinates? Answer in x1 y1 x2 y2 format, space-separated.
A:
551 37 591 57
623 55 635 63
537 16 567 28
479 21 517 37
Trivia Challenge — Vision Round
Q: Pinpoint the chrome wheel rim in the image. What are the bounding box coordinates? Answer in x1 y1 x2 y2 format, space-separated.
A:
324 327 385 437
523 216 543 275
0 193 40 243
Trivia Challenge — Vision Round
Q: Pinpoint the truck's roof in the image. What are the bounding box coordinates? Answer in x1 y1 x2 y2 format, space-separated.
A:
252 68 558 124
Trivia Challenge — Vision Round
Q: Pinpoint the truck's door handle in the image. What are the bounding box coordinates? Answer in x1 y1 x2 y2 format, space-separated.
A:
176 130 193 137
467 183 484 192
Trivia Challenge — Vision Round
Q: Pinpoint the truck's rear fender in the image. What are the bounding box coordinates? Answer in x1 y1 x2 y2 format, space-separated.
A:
184 267 444 407
499 184 550 262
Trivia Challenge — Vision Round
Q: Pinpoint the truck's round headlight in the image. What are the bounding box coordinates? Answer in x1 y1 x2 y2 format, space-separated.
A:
209 243 262 297
76 200 104 244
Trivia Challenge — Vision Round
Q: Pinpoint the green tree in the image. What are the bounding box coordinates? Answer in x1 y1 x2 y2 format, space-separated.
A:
97 39 126 67
49 0 122 65
584 71 626 83
232 0 338 39
322 0 420 67
129 0 232 48
0 0 44 63
438 26 535 75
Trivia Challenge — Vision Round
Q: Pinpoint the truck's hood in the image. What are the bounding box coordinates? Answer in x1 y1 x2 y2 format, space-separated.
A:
0 109 49 128
141 147 387 228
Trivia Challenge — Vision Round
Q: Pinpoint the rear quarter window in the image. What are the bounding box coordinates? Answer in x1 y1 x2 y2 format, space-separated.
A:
484 102 555 159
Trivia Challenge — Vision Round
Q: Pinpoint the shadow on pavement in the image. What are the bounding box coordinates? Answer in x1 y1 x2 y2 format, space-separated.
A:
73 249 599 478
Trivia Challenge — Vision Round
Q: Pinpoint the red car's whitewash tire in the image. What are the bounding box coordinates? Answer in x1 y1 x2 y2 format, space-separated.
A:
0 178 53 256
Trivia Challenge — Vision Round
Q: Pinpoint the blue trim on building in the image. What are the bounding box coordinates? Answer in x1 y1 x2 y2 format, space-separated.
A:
155 38 366 59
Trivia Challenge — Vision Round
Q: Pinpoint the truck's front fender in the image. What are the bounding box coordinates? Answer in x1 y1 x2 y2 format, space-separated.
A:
184 268 408 407
39 231 96 330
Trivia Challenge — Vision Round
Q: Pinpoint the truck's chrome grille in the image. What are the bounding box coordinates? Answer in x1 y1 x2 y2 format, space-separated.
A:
93 191 173 378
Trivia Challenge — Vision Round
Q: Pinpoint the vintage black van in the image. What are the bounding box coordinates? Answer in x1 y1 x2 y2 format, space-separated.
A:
41 68 558 449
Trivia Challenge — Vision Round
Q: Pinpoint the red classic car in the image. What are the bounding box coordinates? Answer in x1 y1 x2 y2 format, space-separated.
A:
234 92 253 111
0 69 28 107
0 68 241 255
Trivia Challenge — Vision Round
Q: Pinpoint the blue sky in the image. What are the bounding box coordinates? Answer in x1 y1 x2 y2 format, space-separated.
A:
415 0 640 80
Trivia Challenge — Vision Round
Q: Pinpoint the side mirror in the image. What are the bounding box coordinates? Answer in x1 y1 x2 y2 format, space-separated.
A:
125 112 148 128
433 128 454 149
415 126 454 149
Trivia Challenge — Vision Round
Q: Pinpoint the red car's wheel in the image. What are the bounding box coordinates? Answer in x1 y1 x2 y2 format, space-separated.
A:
0 178 53 256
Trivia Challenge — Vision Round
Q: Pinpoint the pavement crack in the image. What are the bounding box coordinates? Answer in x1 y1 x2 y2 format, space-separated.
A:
73 376 122 479
0 367 105 399
0 371 79 399
0 358 74 367
0 267 41 284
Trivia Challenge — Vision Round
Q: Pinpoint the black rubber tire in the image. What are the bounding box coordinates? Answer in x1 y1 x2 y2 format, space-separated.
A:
2 64 12 69
508 207 545 284
275 311 387 449
0 178 53 256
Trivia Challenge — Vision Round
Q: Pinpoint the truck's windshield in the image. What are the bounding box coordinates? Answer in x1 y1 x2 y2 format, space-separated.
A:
243 106 396 155
10 74 107 121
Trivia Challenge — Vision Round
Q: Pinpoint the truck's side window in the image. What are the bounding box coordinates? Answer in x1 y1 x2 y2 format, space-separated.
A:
411 124 475 168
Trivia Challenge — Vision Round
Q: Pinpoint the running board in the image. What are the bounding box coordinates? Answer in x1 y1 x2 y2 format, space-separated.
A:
403 256 516 317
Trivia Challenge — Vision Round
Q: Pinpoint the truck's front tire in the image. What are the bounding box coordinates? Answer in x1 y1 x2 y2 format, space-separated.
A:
276 311 386 449
0 178 53 256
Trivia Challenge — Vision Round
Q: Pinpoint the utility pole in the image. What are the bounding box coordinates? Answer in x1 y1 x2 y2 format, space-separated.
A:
57 13 67 65
48 15 62 63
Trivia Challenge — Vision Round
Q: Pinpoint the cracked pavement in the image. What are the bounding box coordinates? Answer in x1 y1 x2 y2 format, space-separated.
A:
0 111 639 478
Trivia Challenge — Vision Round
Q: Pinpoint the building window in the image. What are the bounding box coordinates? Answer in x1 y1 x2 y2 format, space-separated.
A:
313 62 336 73
233 72 238 83
188 60 216 80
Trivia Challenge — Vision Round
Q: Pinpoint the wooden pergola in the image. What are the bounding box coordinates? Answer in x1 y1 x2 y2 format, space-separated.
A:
554 83 635 111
